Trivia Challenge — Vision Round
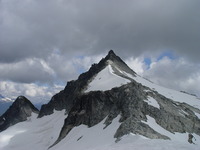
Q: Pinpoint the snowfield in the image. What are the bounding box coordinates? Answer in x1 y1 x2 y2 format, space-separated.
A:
50 115 121 150
0 110 66 150
0 113 199 150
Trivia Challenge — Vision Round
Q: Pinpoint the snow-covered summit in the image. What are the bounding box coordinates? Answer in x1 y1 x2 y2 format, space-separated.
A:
85 63 131 92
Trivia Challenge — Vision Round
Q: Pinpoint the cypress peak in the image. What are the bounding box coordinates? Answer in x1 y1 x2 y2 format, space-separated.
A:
38 50 136 118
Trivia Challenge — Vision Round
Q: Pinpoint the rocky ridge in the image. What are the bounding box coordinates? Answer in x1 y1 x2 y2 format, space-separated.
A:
49 51 200 147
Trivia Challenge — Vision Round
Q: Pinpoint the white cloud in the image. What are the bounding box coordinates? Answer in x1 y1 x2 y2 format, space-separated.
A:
142 57 200 97
125 57 147 75
46 51 104 82
0 81 63 104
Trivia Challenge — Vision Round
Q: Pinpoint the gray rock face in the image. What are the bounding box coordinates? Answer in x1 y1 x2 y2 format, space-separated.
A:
0 96 39 132
52 80 200 146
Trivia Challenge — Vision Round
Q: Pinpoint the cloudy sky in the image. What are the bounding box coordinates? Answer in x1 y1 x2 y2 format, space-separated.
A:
0 0 200 104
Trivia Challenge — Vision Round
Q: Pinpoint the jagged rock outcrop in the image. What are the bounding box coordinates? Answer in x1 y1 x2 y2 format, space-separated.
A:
0 96 39 132
38 50 136 118
52 80 200 146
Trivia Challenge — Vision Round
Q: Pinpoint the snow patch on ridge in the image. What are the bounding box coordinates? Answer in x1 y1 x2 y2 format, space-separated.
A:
142 115 200 144
194 112 200 119
85 65 130 92
144 96 160 109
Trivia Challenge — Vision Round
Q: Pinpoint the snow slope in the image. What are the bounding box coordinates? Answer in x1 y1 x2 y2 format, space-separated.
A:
51 115 200 150
1 113 199 150
90 134 200 150
0 110 66 150
51 115 121 150
85 65 130 92
133 74 200 110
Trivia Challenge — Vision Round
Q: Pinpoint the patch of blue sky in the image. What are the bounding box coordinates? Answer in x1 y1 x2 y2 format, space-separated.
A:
33 80 65 87
157 51 177 61
52 48 62 55
74 55 88 74
53 80 66 87
76 66 86 74
143 57 151 69
143 50 178 70
33 82 50 87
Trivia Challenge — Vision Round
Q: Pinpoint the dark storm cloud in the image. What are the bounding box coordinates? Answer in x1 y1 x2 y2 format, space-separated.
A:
0 0 200 63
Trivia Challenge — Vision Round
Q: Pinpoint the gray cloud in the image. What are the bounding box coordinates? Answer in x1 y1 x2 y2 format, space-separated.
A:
0 58 54 83
0 0 199 101
143 57 200 97
0 0 200 63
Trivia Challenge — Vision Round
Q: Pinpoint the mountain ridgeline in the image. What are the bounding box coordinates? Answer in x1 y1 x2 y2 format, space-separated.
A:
0 50 200 148
38 50 136 118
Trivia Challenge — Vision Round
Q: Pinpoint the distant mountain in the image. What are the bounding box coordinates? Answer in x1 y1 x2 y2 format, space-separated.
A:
0 50 200 150
0 94 13 102
0 96 39 132
0 94 13 115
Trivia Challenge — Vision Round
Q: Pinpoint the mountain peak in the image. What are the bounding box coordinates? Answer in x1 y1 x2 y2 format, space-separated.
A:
107 49 116 57
0 96 39 132
39 50 136 117
105 50 119 62
15 96 29 103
